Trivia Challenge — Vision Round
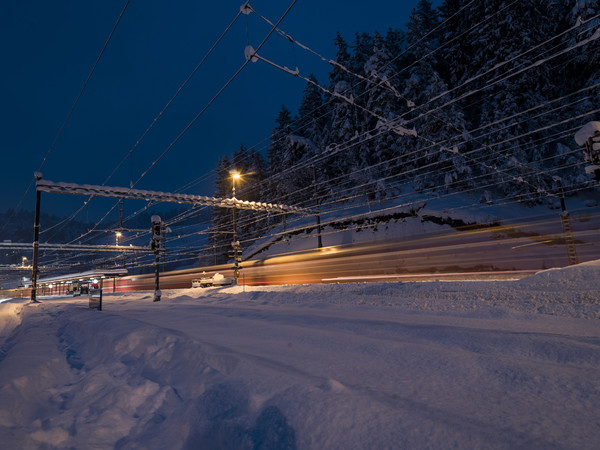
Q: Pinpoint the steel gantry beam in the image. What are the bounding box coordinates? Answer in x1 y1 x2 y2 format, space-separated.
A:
0 242 150 253
29 176 311 302
36 179 308 214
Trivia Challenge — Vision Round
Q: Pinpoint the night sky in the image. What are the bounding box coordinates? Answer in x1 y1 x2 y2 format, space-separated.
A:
1 0 438 221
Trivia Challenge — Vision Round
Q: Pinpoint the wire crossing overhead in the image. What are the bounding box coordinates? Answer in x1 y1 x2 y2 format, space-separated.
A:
36 179 307 214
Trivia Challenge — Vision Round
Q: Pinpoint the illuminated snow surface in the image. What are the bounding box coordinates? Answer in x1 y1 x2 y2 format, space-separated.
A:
1 262 599 449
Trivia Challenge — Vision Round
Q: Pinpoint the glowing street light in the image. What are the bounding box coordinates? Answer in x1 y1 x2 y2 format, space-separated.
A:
115 231 122 246
231 171 241 198
22 256 27 267
230 171 242 283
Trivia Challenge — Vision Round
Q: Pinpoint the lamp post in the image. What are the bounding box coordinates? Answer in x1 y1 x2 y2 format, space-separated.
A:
115 231 122 246
232 171 240 198
22 256 27 268
31 172 43 303
231 171 241 283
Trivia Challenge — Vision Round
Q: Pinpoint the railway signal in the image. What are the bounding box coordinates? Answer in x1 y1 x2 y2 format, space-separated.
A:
151 215 164 302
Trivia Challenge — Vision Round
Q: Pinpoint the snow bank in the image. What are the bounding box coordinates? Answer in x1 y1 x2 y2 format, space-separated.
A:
0 263 599 449
0 298 26 338
212 260 600 320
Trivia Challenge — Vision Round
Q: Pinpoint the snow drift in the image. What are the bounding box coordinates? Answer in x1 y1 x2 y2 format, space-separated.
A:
0 262 599 449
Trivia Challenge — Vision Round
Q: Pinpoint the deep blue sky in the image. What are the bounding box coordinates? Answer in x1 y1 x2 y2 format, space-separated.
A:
0 0 439 221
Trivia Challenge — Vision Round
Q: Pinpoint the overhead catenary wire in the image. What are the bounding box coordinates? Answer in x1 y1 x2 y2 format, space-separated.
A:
243 50 571 200
234 11 600 202
218 105 596 248
57 0 592 236
142 100 596 256
59 0 299 249
35 2 600 274
168 144 592 264
38 152 595 271
0 0 131 236
235 0 507 158
241 0 520 158
113 0 527 231
41 6 246 241
225 2 592 200
38 0 132 175
245 107 593 229
48 24 600 246
110 75 596 258
143 11 600 266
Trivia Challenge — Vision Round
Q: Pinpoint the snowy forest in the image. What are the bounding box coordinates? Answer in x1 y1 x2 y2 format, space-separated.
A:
209 0 600 262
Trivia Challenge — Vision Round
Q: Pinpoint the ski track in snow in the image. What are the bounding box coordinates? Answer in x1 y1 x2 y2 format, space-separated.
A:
0 263 599 449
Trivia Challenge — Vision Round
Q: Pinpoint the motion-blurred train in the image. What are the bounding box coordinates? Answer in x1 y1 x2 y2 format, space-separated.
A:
4 217 598 300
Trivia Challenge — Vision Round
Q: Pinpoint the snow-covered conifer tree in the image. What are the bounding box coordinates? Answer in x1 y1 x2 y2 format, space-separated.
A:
402 0 470 193
297 74 327 148
265 105 294 204
439 0 471 88
325 33 363 194
472 0 560 202
362 32 405 198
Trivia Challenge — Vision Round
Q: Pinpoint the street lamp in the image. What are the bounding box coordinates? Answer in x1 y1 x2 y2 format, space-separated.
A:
231 171 241 198
230 171 241 283
22 256 27 267
115 231 122 246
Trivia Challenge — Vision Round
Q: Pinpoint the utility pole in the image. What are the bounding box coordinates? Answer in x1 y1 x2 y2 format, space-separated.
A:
118 198 124 229
30 172 43 303
231 172 241 283
232 206 240 282
553 177 579 266
312 166 323 249
151 215 163 301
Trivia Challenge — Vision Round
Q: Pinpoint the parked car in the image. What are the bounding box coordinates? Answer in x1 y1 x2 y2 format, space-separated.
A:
191 272 233 288
192 272 215 288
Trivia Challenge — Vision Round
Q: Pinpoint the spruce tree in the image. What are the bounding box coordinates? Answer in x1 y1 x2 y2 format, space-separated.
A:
329 32 353 86
402 0 470 193
471 0 559 202
297 74 327 147
265 105 294 204
439 0 471 87
363 32 405 197
267 105 293 173
325 33 363 192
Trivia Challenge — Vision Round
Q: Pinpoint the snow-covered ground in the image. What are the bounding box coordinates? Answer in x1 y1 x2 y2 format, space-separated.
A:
1 262 599 449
